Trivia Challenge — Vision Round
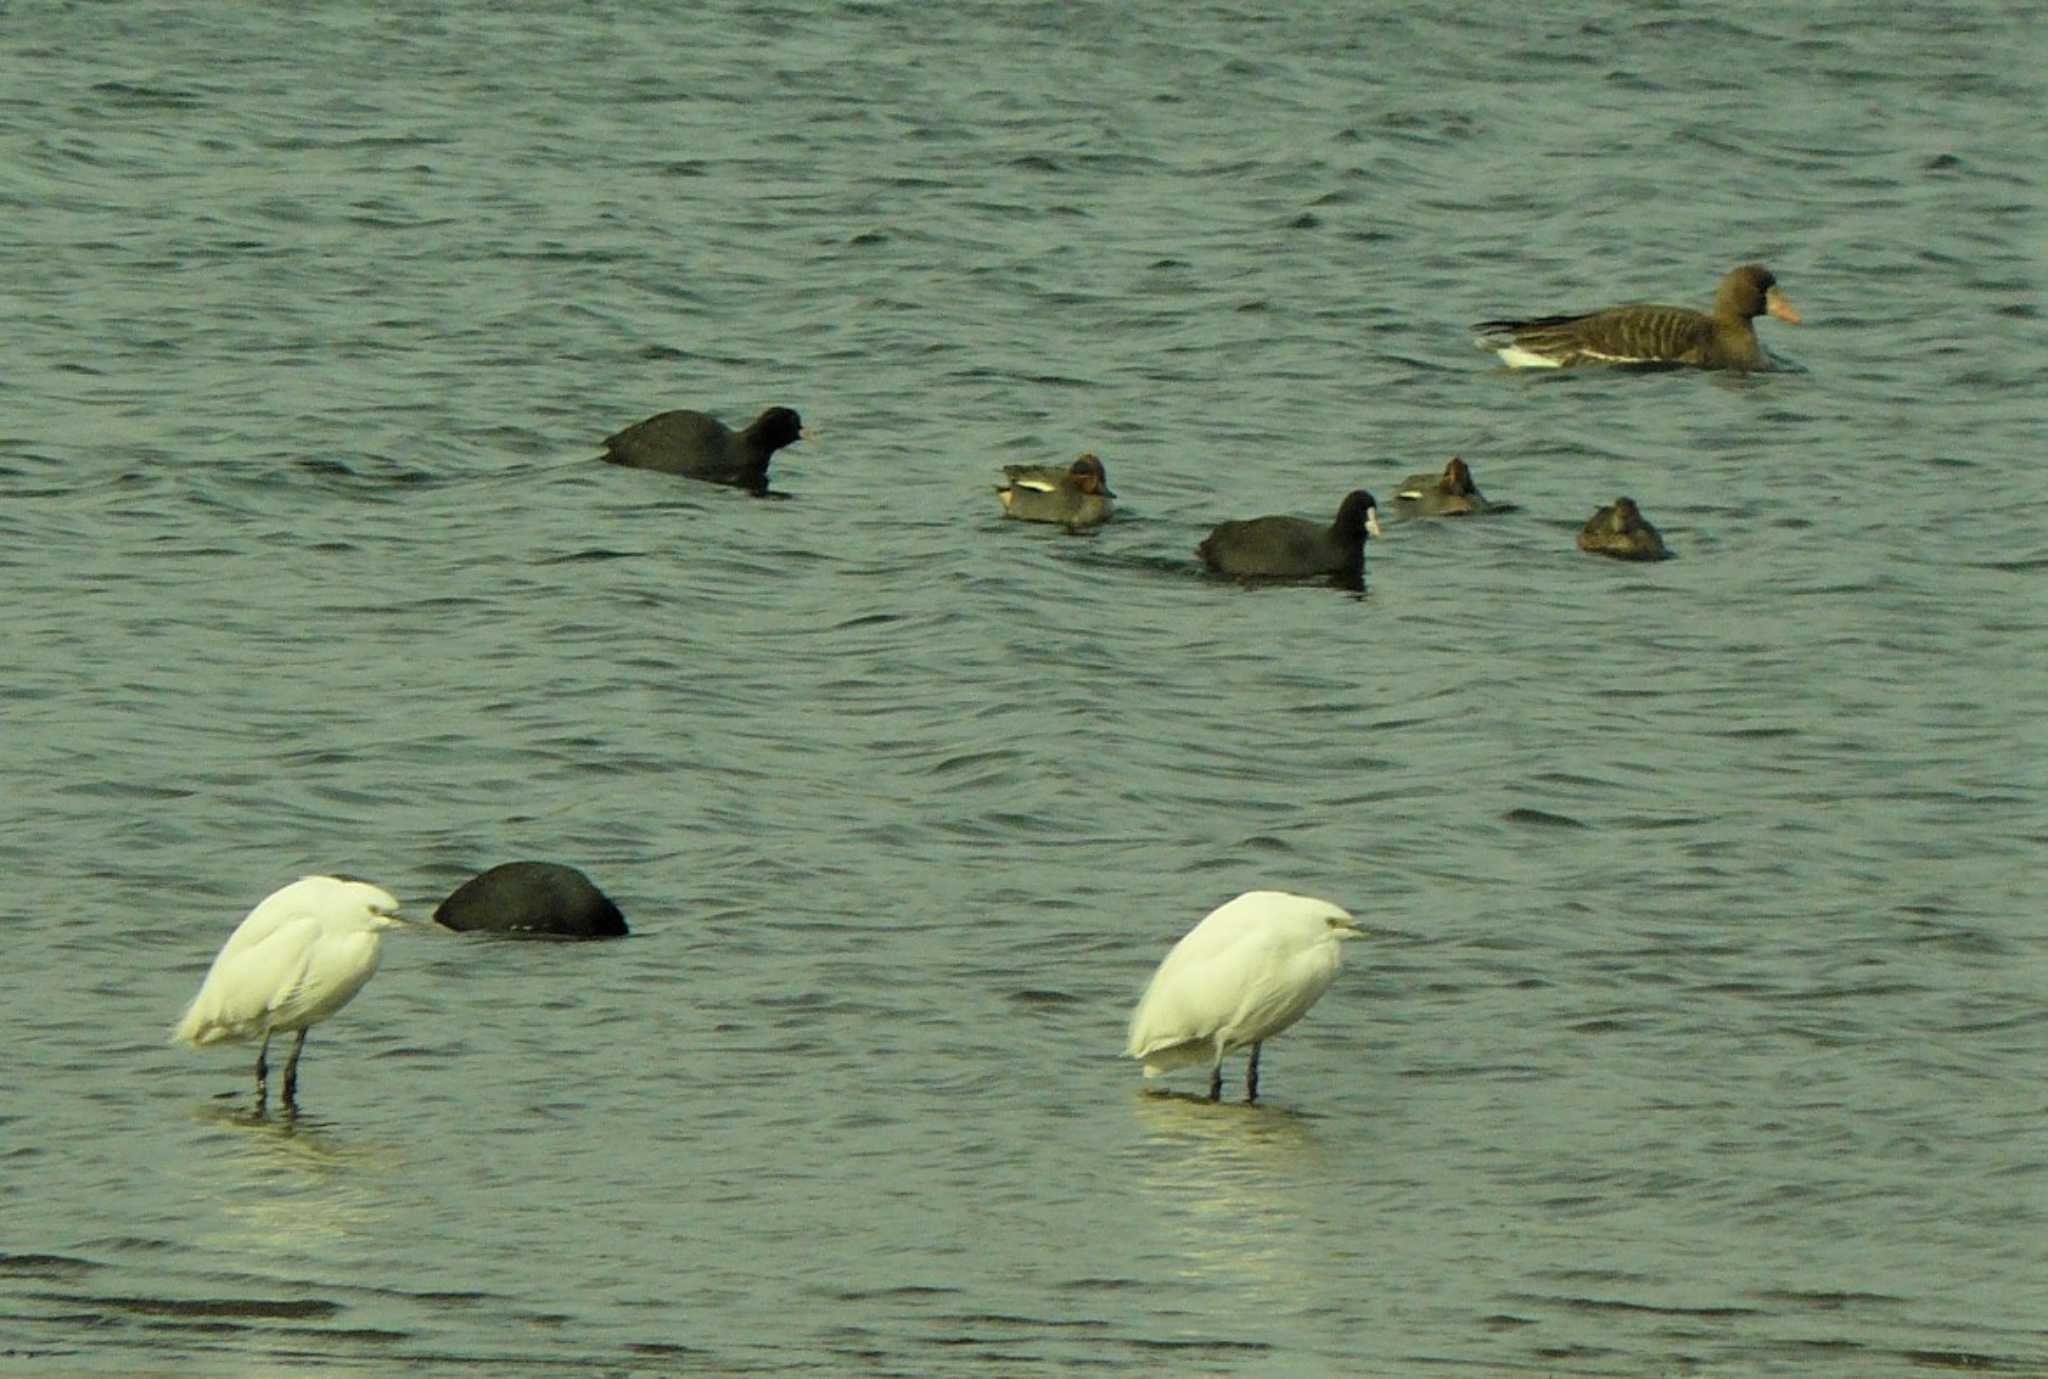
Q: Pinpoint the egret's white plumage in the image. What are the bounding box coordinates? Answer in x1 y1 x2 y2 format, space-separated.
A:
172 876 408 1107
1125 890 1362 1103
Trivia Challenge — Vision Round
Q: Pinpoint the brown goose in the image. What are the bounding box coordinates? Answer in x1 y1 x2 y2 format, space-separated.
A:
1473 265 1801 371
600 406 809 494
1576 497 1670 561
1393 456 1490 517
996 453 1117 528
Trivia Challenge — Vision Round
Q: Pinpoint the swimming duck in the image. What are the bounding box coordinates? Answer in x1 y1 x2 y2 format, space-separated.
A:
996 453 1117 528
1393 456 1491 517
1576 497 1670 560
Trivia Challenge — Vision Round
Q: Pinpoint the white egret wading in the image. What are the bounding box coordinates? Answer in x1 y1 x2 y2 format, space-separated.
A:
172 876 408 1108
1126 891 1363 1103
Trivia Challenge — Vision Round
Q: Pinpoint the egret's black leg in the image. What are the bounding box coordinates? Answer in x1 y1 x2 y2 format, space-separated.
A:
282 1029 308 1107
1246 1042 1263 1103
254 1033 273 1107
1208 1064 1224 1102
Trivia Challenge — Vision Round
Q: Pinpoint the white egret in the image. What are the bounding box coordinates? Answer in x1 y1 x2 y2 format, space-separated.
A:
1126 890 1363 1103
171 876 408 1108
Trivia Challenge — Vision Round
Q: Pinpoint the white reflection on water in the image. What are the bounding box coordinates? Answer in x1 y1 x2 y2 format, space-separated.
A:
1127 1091 1357 1299
179 1103 411 1254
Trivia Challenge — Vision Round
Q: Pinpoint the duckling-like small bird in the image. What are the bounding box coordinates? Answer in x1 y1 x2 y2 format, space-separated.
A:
1577 496 1670 561
1473 264 1801 372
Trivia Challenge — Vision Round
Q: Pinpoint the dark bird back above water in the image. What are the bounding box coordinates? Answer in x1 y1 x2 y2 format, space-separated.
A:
996 453 1117 528
600 405 809 493
1198 489 1383 583
1472 264 1801 371
434 861 628 940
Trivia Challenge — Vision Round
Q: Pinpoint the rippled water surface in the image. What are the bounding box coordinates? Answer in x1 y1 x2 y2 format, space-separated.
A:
3 1 2043 1375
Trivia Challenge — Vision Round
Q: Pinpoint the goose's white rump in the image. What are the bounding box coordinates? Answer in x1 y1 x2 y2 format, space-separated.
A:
1125 890 1361 1102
